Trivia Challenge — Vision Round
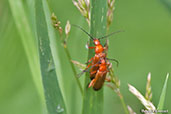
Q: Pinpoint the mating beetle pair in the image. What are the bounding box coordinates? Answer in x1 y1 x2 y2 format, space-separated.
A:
73 25 121 91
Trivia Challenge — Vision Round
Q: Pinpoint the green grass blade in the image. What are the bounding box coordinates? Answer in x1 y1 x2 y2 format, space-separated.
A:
8 0 44 100
82 0 107 114
42 0 69 109
160 0 171 12
157 73 169 111
35 0 67 113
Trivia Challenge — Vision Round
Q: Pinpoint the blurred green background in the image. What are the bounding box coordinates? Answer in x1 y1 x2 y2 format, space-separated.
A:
0 0 170 114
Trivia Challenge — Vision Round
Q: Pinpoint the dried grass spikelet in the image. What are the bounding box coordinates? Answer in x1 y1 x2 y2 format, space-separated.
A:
107 0 115 29
72 0 90 26
127 105 136 114
128 84 156 111
51 13 63 35
145 72 152 101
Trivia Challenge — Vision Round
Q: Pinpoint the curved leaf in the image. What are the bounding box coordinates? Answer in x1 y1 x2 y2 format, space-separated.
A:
82 0 107 114
35 0 67 113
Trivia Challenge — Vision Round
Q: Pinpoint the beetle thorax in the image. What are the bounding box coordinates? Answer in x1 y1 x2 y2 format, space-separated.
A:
99 60 107 71
95 45 104 54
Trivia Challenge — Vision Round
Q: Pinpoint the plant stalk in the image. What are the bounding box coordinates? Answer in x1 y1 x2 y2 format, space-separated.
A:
63 44 83 96
117 91 129 114
82 0 107 114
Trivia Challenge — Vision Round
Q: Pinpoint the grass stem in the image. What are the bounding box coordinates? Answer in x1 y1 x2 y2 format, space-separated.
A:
63 44 84 96
117 91 129 114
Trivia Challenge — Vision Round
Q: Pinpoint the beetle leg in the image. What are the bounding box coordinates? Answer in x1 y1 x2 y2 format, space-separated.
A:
106 58 119 67
90 70 97 75
103 39 109 52
86 42 96 49
85 57 94 64
77 62 100 78
87 63 92 69
88 46 95 49
88 79 95 88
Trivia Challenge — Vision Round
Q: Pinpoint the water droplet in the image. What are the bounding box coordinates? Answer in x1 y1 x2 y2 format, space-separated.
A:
47 59 55 72
56 104 64 113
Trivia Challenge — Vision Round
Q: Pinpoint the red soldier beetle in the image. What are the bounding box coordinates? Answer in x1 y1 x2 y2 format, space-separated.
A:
72 25 122 90
88 58 110 91
72 24 122 76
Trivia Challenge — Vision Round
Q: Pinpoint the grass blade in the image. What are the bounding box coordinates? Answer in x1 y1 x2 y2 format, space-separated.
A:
8 0 44 100
157 73 169 111
35 0 67 113
160 0 171 12
82 0 107 114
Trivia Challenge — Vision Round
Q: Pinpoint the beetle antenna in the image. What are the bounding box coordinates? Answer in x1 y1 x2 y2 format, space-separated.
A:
72 24 94 40
98 30 124 40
